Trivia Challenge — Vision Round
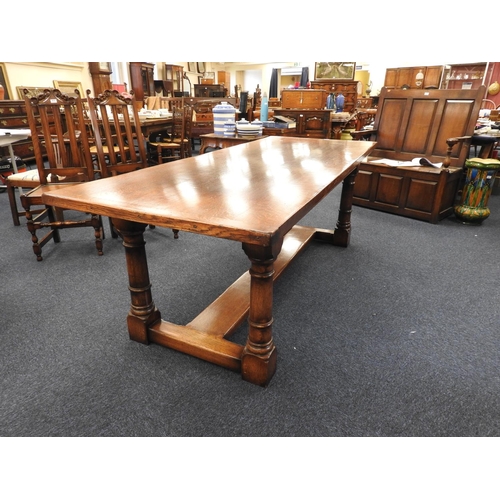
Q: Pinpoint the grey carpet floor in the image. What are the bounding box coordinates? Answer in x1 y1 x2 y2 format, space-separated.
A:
1 175 500 437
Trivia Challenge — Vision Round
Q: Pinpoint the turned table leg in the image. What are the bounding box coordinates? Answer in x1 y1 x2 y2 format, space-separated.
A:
332 167 357 247
111 218 161 344
241 242 282 387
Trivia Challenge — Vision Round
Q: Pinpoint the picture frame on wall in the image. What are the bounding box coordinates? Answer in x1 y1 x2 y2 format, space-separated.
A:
197 62 205 73
17 86 52 100
314 62 356 80
188 62 196 72
53 80 84 96
0 63 12 99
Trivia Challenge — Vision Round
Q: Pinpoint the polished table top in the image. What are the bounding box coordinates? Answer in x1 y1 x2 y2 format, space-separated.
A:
43 137 376 246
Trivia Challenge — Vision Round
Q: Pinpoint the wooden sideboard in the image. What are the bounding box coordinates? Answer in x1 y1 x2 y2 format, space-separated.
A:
272 109 331 139
194 84 225 97
0 100 34 161
311 80 358 112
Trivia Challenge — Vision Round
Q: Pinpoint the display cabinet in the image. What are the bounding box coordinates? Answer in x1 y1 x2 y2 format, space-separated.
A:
162 64 184 97
129 62 155 106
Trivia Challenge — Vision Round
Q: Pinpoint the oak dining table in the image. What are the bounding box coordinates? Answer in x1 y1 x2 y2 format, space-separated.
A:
42 136 376 387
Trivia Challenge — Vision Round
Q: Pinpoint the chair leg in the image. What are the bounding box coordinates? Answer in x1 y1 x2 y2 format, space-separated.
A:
6 182 21 226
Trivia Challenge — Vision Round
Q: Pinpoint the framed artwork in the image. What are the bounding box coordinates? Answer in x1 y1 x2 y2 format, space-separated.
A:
188 62 196 72
17 86 52 99
53 80 84 96
314 62 356 80
0 63 12 99
197 62 205 73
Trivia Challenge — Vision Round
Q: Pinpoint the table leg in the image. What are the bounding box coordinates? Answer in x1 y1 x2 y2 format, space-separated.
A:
313 167 357 248
111 218 161 344
241 242 280 386
332 167 357 247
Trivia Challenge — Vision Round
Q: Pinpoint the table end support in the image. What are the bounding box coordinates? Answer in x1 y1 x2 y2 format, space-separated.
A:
332 168 357 247
112 217 162 345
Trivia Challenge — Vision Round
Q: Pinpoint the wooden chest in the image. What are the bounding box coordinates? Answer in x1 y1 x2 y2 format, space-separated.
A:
281 89 326 110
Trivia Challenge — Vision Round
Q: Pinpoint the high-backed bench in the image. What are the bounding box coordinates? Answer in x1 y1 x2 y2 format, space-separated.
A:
350 86 484 223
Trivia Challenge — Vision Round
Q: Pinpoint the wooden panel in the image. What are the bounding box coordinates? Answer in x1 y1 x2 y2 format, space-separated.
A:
402 99 440 154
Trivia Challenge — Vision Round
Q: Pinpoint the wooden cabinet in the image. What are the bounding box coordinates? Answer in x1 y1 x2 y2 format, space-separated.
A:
88 62 113 96
0 100 35 161
442 63 487 91
217 71 231 89
281 89 326 109
384 66 444 89
310 80 358 112
194 84 225 97
162 64 184 97
129 62 155 105
272 109 331 139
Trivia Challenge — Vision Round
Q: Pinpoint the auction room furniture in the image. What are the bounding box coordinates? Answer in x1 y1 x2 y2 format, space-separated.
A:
441 63 488 91
86 89 150 177
155 64 184 97
384 66 444 89
42 137 376 387
88 62 113 97
271 109 332 139
280 89 326 109
129 62 155 109
149 105 193 162
311 80 358 112
199 132 265 154
1 128 38 225
350 86 485 223
194 84 225 97
21 88 103 261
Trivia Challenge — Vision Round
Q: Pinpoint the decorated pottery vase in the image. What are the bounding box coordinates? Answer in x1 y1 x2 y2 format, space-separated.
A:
223 120 236 137
213 101 236 136
454 157 500 224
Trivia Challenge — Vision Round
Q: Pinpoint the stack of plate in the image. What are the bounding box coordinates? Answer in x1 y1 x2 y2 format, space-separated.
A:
236 124 262 137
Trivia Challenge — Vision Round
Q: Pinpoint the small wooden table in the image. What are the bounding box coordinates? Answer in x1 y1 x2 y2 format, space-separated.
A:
43 137 376 387
199 133 265 154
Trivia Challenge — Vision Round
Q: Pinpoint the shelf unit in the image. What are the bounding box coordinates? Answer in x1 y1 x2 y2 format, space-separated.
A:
441 63 488 91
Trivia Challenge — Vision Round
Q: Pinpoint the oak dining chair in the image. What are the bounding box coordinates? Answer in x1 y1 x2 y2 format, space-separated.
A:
20 88 103 261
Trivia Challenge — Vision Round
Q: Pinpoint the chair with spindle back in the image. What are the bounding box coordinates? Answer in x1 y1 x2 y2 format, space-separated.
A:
20 88 103 261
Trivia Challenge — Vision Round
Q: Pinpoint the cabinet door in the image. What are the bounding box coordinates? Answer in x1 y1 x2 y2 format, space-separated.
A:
396 68 413 88
423 66 443 88
384 69 398 88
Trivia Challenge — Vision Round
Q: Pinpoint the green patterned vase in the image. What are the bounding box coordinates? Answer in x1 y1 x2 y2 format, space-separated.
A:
454 157 500 224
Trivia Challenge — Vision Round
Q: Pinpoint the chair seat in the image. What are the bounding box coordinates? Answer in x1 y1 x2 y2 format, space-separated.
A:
7 169 40 184
89 144 130 154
